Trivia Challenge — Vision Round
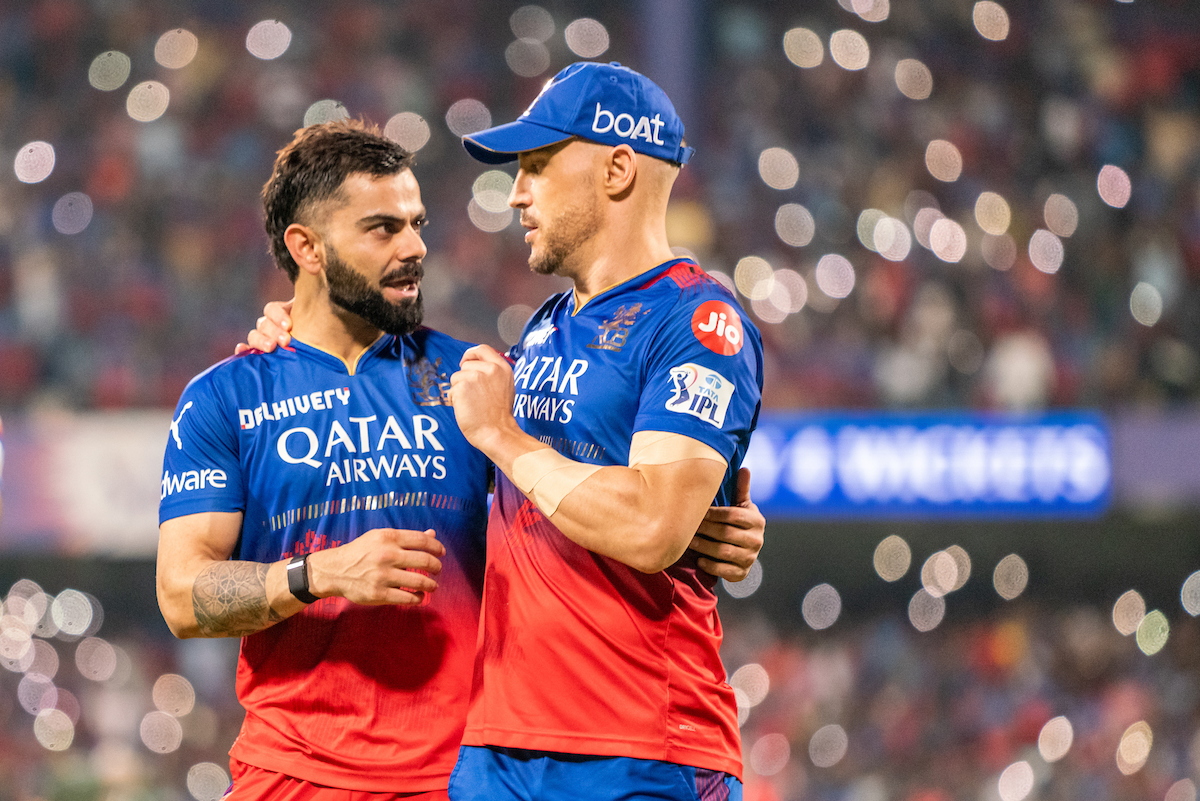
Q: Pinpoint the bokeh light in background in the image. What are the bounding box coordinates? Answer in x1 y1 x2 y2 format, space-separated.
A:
510 6 555 41
774 203 815 247
815 254 855 298
497 304 533 345
152 673 196 717
945 546 971 590
14 141 55 183
873 535 911 581
384 113 431 152
829 29 870 71
1115 721 1152 775
1097 165 1132 208
467 198 513 232
246 20 292 60
729 663 769 708
26 639 58 679
734 256 773 300
757 148 799 190
974 192 1011 235
154 29 199 69
809 724 849 768
1111 589 1145 635
34 708 74 751
445 99 492 137
874 217 912 261
1167 781 1199 801
52 193 94 236
1182 570 1200 616
1043 194 1079 237
929 218 967 263
140 710 184 754
304 99 349 127
973 1 1011 41
126 81 170 122
75 637 117 681
895 58 932 99
1136 610 1169 655
188 763 231 801
51 590 95 636
908 589 945 632
472 171 514 213
564 18 609 58
997 761 1033 801
925 140 963 182
722 560 762 599
801 583 841 630
982 232 1018 271
783 28 824 68
1129 282 1163 327
506 39 551 77
993 555 1029 600
920 551 959 598
912 206 943 249
1028 229 1064 274
1038 716 1074 762
88 51 131 91
750 732 791 776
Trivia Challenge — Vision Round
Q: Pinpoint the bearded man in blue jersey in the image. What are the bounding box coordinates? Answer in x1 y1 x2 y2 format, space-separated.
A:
158 119 490 800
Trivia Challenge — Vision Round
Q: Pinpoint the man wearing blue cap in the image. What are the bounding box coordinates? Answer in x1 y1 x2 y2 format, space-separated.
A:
448 62 763 801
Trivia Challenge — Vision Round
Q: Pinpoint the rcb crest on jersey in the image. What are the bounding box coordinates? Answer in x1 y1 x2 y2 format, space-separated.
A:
406 356 452 406
588 303 648 352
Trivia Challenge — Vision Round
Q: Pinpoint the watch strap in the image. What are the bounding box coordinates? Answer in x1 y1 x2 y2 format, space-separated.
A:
286 554 319 604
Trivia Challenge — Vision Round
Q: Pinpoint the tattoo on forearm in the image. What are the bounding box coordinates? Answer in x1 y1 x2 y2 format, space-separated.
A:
193 562 283 637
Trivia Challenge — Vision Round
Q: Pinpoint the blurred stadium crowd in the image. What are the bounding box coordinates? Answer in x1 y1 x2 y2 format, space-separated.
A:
1 0 1198 416
3 0 1200 800
7 559 1200 801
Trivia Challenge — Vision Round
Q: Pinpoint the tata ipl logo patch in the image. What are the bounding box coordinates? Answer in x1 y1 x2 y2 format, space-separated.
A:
691 300 744 356
666 363 735 428
588 303 647 352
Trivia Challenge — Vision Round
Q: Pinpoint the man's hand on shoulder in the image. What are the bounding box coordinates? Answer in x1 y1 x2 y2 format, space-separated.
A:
690 467 765 582
307 527 445 606
234 299 295 355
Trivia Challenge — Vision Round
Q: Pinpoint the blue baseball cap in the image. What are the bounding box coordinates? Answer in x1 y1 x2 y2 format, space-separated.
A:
462 61 694 166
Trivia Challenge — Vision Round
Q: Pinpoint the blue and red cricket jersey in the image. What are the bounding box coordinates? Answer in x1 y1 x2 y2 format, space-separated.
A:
463 259 763 779
159 329 489 793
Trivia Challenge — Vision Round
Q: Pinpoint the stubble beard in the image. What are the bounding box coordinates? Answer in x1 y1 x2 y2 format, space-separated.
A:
527 194 602 277
324 246 424 336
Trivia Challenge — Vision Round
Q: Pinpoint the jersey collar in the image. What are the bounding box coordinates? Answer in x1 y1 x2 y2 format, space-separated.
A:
569 257 697 316
289 333 395 376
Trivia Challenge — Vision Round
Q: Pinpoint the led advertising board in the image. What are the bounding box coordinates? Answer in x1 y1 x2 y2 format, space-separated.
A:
743 412 1111 518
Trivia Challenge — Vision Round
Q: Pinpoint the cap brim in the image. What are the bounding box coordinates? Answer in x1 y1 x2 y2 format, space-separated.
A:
462 120 573 164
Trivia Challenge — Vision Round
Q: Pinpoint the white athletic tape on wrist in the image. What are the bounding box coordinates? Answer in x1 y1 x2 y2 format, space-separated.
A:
510 448 601 517
628 431 727 467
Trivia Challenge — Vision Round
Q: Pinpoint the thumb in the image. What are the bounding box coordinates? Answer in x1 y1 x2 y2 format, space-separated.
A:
735 466 753 508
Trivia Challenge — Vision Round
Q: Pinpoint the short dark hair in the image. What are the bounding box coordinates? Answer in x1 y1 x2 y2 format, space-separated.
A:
262 118 415 281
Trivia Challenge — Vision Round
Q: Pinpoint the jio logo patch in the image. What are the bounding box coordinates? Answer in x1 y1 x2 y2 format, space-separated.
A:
691 300 744 356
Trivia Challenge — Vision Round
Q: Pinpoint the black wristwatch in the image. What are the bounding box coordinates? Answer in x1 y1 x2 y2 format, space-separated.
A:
286 554 320 604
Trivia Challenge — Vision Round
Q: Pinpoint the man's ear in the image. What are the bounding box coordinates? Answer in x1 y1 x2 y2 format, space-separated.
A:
284 223 324 277
604 144 637 198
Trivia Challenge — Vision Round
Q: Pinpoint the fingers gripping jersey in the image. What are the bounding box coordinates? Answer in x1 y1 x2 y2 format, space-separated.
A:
160 331 489 793
464 259 763 779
